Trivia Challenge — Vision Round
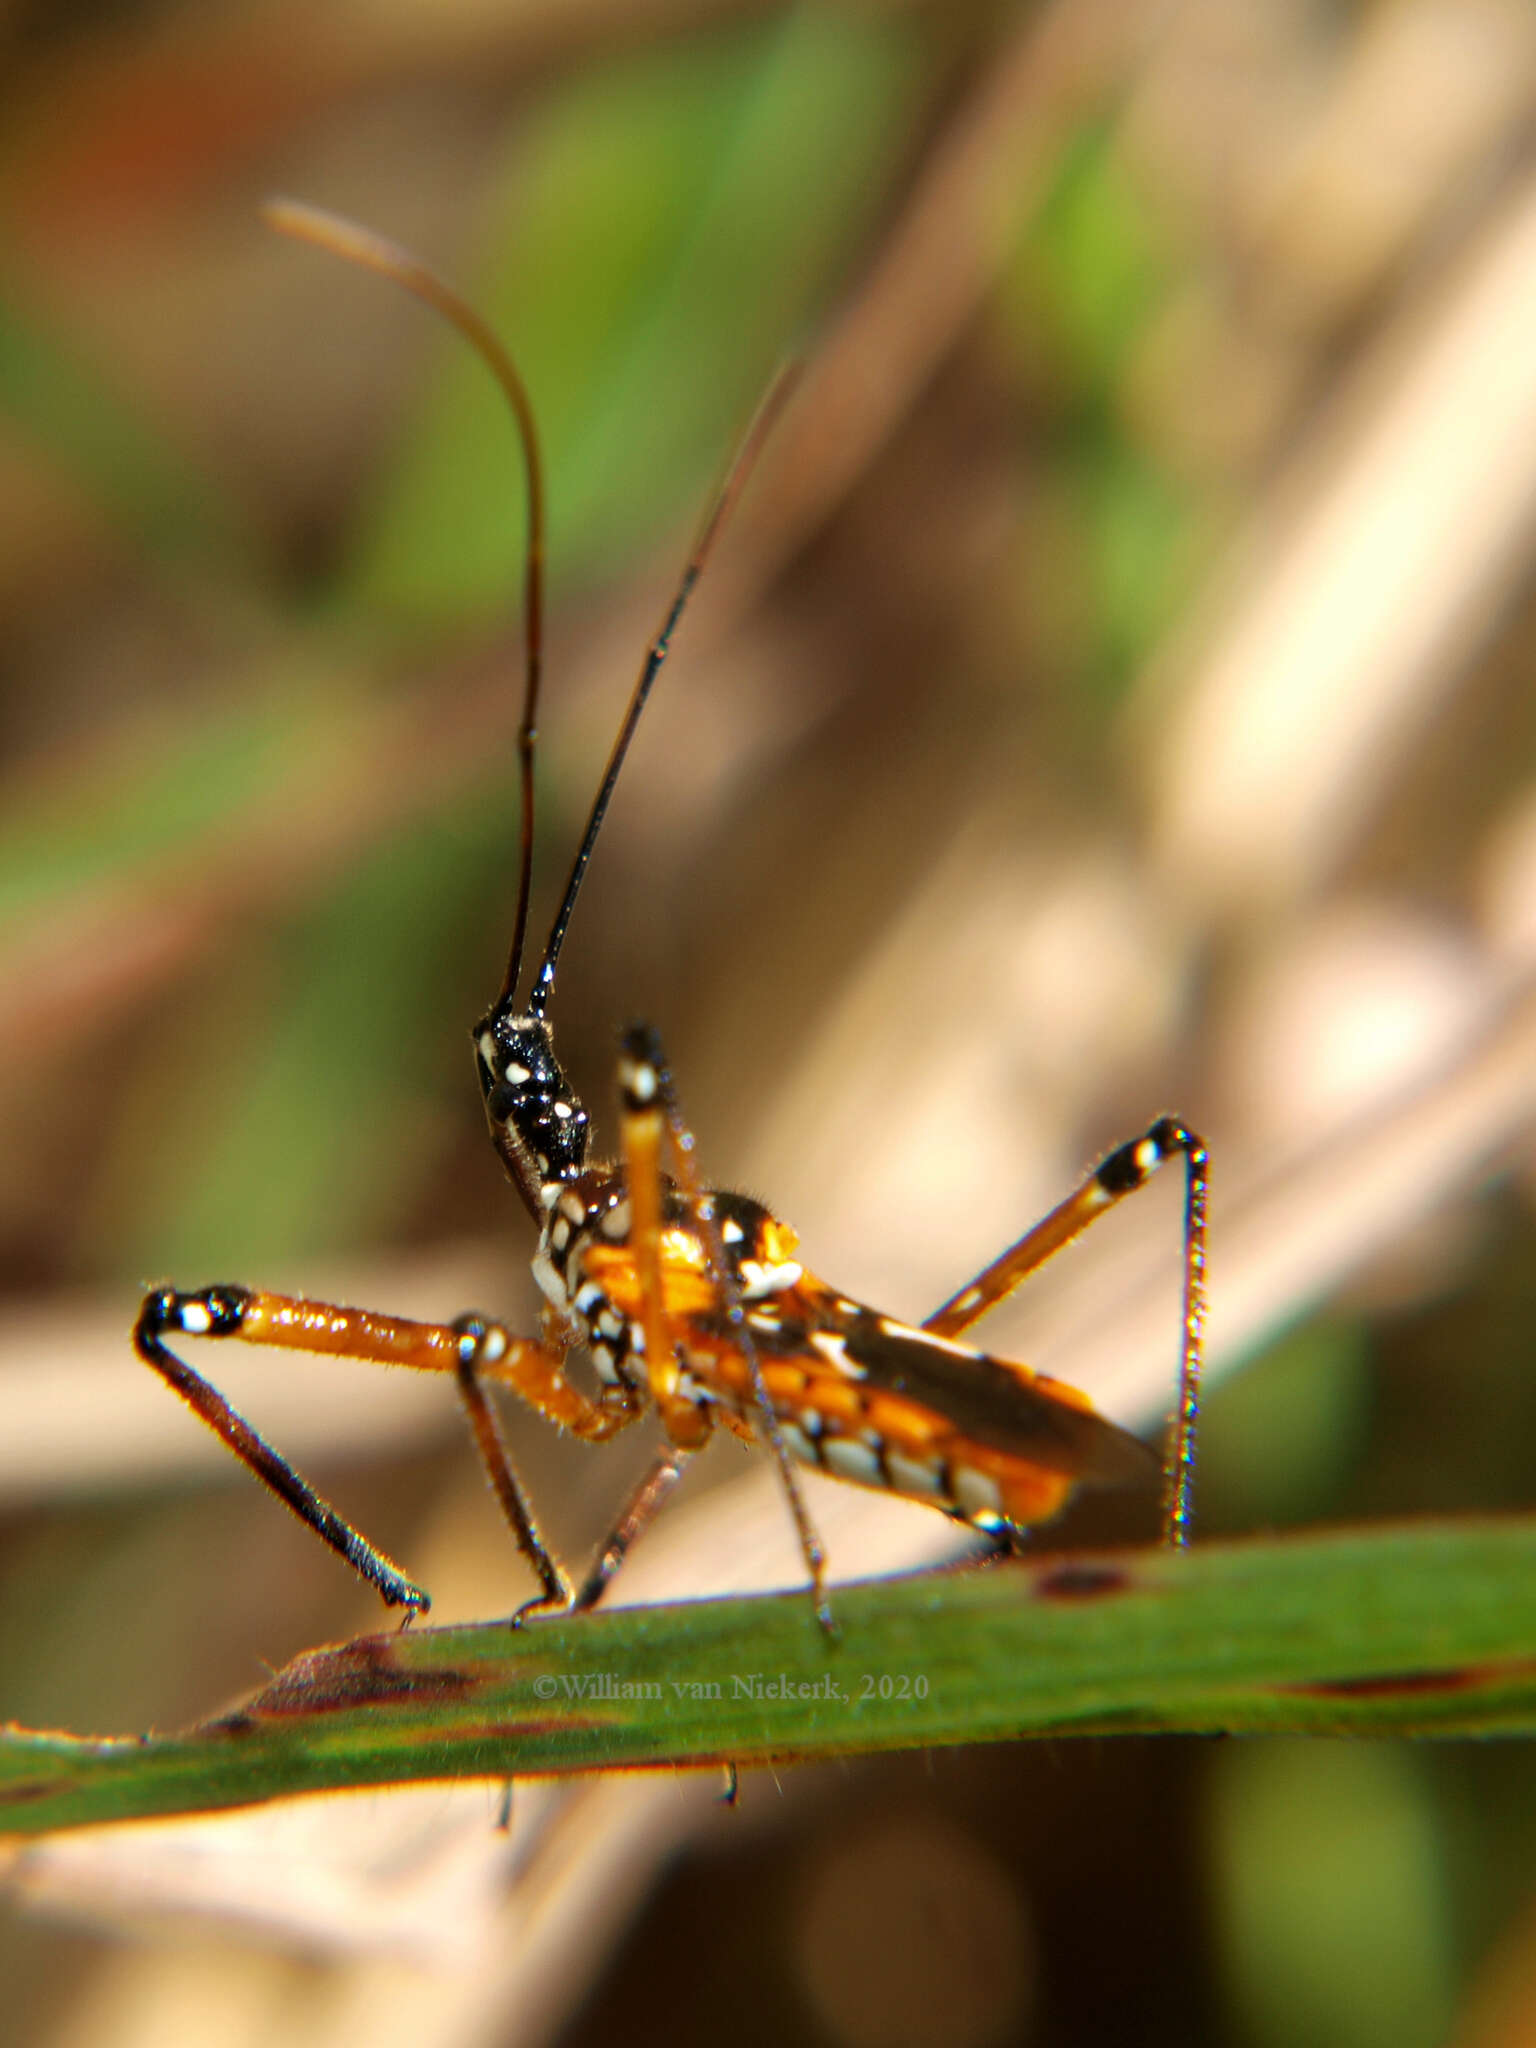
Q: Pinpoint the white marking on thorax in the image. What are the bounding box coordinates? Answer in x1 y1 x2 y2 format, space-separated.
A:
531 1254 566 1312
808 1329 862 1376
738 1258 802 1300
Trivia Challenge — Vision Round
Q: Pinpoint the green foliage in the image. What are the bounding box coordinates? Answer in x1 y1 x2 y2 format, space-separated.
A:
6 1519 1535 1836
0 290 252 575
1001 117 1201 693
346 11 920 620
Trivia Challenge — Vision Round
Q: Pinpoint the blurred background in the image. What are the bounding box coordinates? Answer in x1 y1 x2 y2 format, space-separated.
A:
4 0 1536 2042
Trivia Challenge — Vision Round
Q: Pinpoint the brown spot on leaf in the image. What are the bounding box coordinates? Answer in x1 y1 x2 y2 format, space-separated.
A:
1285 1667 1474 1700
0 1776 69 1807
1035 1562 1129 1601
202 1636 479 1730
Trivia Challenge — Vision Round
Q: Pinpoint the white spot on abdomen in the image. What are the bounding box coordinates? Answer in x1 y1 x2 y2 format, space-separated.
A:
885 1450 942 1499
778 1422 815 1464
822 1436 884 1487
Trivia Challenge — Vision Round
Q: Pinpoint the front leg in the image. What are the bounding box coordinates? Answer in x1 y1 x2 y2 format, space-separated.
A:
135 1284 609 1618
135 1285 436 1615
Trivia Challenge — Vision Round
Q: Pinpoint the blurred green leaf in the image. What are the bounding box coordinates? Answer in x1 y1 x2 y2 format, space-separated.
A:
1010 116 1173 392
91 783 511 1278
0 285 254 576
1211 1741 1456 2048
1063 438 1201 685
0 697 296 931
345 9 921 620
1001 117 1201 693
1200 1316 1373 1532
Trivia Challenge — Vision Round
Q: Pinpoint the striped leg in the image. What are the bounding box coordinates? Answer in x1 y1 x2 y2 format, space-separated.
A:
572 1444 691 1613
611 1023 833 1631
922 1119 1210 1547
456 1308 645 1622
450 1314 571 1621
134 1283 635 1618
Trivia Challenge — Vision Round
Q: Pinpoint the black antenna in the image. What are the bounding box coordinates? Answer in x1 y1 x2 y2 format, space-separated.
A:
261 200 546 1008
522 365 800 1021
265 197 796 1036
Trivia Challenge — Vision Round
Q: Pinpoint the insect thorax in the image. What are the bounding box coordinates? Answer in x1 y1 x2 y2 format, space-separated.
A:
530 1166 805 1395
475 995 809 1399
526 1170 638 1389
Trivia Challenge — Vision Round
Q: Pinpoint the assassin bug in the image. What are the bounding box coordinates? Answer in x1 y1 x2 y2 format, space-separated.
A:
134 202 1209 1632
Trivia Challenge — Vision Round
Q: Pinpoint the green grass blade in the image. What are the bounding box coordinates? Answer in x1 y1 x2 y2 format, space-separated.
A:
4 1518 1535 1837
0 288 254 578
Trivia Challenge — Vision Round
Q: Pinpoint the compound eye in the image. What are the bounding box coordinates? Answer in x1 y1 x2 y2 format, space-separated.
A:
485 1079 519 1125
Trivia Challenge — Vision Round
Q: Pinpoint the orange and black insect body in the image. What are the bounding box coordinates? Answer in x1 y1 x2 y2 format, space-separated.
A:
136 202 1209 1633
